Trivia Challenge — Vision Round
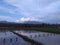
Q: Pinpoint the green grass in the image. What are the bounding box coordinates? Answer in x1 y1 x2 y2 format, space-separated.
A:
0 27 60 34
22 27 60 34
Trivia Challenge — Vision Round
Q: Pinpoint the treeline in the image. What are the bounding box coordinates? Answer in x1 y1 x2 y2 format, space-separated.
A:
0 23 60 28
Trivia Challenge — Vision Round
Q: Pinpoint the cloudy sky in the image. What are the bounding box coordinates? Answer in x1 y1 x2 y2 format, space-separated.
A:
0 0 60 24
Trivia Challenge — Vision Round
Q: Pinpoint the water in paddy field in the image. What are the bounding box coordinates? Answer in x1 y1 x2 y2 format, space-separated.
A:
0 31 31 45
0 30 60 45
14 30 60 45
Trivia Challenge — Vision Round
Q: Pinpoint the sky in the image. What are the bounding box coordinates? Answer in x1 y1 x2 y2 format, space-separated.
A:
0 0 60 24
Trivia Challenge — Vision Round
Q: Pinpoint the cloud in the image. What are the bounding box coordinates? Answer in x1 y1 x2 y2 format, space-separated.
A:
4 0 60 16
0 16 17 22
0 0 60 23
16 17 41 23
0 0 21 16
0 6 15 14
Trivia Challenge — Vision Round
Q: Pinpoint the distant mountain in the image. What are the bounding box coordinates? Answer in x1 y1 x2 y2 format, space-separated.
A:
0 21 45 24
0 21 17 24
0 21 8 23
20 21 44 24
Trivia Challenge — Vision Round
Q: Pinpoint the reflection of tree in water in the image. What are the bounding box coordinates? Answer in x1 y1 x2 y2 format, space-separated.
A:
47 34 49 37
39 34 41 37
3 37 18 44
16 37 18 42
10 38 13 43
43 34 45 37
10 32 12 34
49 33 52 36
47 33 56 37
29 33 56 38
3 38 5 44
35 35 37 38
30 35 32 38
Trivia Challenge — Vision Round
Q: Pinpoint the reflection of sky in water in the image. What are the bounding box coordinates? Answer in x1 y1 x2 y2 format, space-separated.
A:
15 30 60 45
0 31 31 45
